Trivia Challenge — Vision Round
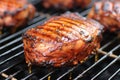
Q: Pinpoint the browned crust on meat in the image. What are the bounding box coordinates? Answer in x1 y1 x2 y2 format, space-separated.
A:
88 0 120 32
42 0 91 10
0 0 35 32
23 13 103 67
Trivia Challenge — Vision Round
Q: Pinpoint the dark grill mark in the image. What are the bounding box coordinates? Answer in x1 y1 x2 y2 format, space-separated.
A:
25 16 95 43
47 21 80 38
45 22 77 41
51 19 83 35
27 29 57 42
58 18 93 42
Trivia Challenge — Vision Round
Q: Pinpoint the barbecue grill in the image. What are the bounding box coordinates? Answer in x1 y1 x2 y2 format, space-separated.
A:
0 0 120 80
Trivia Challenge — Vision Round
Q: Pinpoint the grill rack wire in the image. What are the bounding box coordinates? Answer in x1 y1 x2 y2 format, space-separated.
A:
0 1 120 80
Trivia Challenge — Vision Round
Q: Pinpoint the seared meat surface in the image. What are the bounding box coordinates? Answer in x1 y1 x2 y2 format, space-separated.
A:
23 13 103 67
88 0 120 32
42 0 91 10
0 0 35 33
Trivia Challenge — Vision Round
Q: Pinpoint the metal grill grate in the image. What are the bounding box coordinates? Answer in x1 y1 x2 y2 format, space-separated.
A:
0 0 120 80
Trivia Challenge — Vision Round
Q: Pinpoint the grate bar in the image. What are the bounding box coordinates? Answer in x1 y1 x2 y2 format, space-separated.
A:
108 68 120 80
100 37 118 50
1 73 17 80
21 72 36 80
74 44 120 80
0 13 39 40
97 49 118 59
80 8 91 16
28 15 45 25
0 16 46 43
0 16 47 50
108 44 120 53
5 69 22 80
57 65 79 80
29 0 42 5
23 68 55 80
40 71 54 80
0 37 22 50
0 59 23 74
0 44 23 57
0 51 23 65
91 52 120 80
0 32 9 39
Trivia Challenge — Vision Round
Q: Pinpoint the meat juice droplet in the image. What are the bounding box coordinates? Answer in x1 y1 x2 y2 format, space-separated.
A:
0 31 2 34
69 72 72 80
48 76 51 80
95 53 99 62
28 63 32 74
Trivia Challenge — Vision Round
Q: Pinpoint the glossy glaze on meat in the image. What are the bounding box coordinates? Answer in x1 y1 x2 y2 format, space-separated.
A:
88 0 120 32
0 0 35 33
23 13 103 67
42 0 91 10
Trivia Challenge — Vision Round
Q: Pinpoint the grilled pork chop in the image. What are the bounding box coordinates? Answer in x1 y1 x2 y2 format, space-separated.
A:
23 13 103 67
0 0 35 33
42 0 91 10
88 0 120 32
